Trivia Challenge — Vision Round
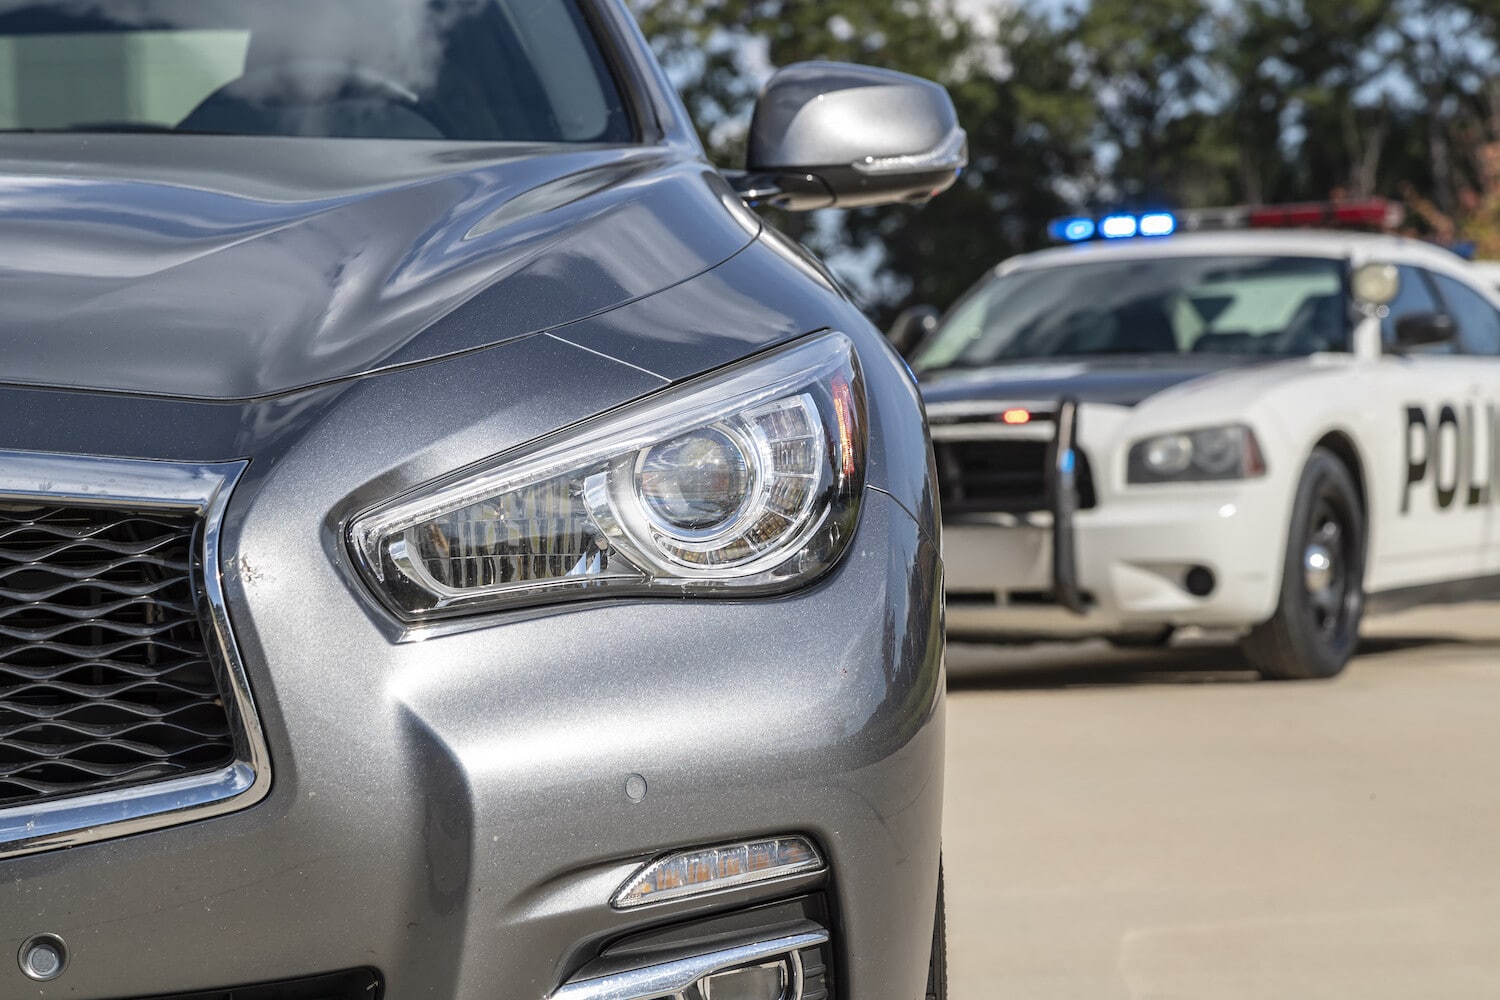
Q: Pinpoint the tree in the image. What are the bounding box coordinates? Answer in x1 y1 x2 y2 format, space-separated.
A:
629 0 1500 320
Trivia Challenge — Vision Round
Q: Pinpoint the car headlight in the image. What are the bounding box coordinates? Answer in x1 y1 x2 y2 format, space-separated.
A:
347 332 867 620
1126 424 1265 483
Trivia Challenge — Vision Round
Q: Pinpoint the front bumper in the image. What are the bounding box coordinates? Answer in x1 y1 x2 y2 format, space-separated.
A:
0 474 942 1000
945 479 1286 638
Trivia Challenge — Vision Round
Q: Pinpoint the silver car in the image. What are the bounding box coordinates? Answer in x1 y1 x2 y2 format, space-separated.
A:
0 2 957 999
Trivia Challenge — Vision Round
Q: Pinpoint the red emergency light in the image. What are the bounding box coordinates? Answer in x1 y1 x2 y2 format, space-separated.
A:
1246 199 1402 230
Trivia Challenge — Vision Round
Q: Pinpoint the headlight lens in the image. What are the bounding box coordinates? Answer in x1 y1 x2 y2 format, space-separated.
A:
348 333 866 620
1127 424 1265 483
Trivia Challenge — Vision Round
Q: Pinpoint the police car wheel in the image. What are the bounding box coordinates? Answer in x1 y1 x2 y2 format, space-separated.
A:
1240 449 1365 680
924 859 947 1000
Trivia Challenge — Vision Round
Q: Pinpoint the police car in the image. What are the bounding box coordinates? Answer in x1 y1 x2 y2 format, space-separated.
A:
909 200 1500 679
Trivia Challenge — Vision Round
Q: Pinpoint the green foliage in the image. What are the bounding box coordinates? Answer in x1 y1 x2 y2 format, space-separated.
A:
630 0 1500 324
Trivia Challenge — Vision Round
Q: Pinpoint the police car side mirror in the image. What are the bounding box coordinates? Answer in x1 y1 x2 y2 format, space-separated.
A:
1393 312 1458 350
738 62 967 211
888 305 941 358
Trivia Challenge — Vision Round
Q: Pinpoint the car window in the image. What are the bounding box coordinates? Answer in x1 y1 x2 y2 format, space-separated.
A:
1432 274 1500 355
0 0 633 143
913 255 1348 371
1381 266 1445 347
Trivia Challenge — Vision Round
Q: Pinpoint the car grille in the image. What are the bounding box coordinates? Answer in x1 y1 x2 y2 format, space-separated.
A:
119 969 381 1000
935 439 1096 515
0 502 235 808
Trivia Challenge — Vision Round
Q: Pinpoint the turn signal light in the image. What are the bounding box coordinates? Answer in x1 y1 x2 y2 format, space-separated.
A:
1001 408 1031 425
612 836 824 909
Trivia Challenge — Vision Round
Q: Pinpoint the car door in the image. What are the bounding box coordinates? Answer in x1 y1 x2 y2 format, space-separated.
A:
1428 271 1500 581
1364 265 1488 592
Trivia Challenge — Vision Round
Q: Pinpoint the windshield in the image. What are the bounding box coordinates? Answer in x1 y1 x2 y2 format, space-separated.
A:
0 0 633 142
914 255 1350 373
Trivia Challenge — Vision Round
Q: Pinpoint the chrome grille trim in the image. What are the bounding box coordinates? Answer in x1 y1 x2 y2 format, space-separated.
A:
0 451 269 860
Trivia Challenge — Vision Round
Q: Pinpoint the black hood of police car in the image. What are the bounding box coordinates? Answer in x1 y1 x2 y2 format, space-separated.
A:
919 354 1266 409
0 134 760 400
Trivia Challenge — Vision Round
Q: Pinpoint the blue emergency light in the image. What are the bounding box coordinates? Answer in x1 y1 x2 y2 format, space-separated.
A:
1048 210 1180 243
1048 217 1096 243
1139 212 1177 237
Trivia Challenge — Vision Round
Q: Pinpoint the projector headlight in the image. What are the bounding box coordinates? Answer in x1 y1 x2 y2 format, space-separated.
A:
348 333 866 620
1127 424 1266 483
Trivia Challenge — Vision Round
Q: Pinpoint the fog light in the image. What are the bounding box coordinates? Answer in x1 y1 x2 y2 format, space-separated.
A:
612 836 824 909
700 959 793 1000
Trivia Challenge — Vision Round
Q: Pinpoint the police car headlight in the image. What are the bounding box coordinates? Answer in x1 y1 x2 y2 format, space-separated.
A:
347 333 867 621
1128 425 1266 484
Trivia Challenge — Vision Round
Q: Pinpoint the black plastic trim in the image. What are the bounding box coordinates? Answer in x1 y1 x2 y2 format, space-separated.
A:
120 968 382 1000
1050 397 1089 614
1366 574 1500 615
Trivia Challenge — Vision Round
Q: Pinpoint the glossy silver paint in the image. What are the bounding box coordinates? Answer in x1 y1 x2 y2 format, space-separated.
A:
0 453 270 860
749 63 960 173
746 62 967 210
0 2 945 998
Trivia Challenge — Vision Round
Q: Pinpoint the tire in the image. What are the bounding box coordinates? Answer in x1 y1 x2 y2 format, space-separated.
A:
924 860 947 1000
1104 627 1175 649
1240 448 1366 680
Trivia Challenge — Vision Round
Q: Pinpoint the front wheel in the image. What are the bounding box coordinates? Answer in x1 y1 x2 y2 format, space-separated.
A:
1240 449 1366 680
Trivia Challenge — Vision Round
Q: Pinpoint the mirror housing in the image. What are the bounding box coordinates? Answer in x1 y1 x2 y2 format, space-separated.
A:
1393 312 1458 350
887 305 941 358
739 62 966 212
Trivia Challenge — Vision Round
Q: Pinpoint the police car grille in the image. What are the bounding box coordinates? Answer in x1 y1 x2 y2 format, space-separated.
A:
936 440 1096 515
0 502 235 808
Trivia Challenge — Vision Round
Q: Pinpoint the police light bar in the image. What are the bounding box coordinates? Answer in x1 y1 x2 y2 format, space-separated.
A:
1047 198 1404 244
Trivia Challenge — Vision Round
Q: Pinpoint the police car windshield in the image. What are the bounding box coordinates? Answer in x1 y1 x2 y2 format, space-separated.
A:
0 0 632 142
914 255 1349 372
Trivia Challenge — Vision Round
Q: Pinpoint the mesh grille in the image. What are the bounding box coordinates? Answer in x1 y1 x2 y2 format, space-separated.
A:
935 440 1096 515
0 502 234 808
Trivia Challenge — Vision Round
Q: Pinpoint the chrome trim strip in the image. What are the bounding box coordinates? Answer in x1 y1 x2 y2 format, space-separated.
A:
549 930 827 1000
0 450 270 860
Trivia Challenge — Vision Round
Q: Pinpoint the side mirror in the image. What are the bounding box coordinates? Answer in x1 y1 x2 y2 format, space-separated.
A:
887 305 940 358
1393 312 1458 349
739 62 966 212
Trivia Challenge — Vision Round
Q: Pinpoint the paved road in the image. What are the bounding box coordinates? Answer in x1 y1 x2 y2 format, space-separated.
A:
944 604 1500 999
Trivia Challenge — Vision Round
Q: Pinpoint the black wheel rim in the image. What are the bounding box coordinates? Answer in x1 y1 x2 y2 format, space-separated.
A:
1300 489 1359 647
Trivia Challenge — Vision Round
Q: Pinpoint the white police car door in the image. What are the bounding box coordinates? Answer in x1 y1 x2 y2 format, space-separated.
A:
1364 265 1500 593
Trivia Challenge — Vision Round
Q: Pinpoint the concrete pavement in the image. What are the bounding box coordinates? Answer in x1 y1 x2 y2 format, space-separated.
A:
944 604 1500 999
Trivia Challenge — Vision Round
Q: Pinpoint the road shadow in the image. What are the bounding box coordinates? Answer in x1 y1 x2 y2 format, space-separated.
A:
946 632 1500 692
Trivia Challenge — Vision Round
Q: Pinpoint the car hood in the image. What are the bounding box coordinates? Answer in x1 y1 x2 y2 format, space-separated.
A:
0 135 757 400
919 356 1270 409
